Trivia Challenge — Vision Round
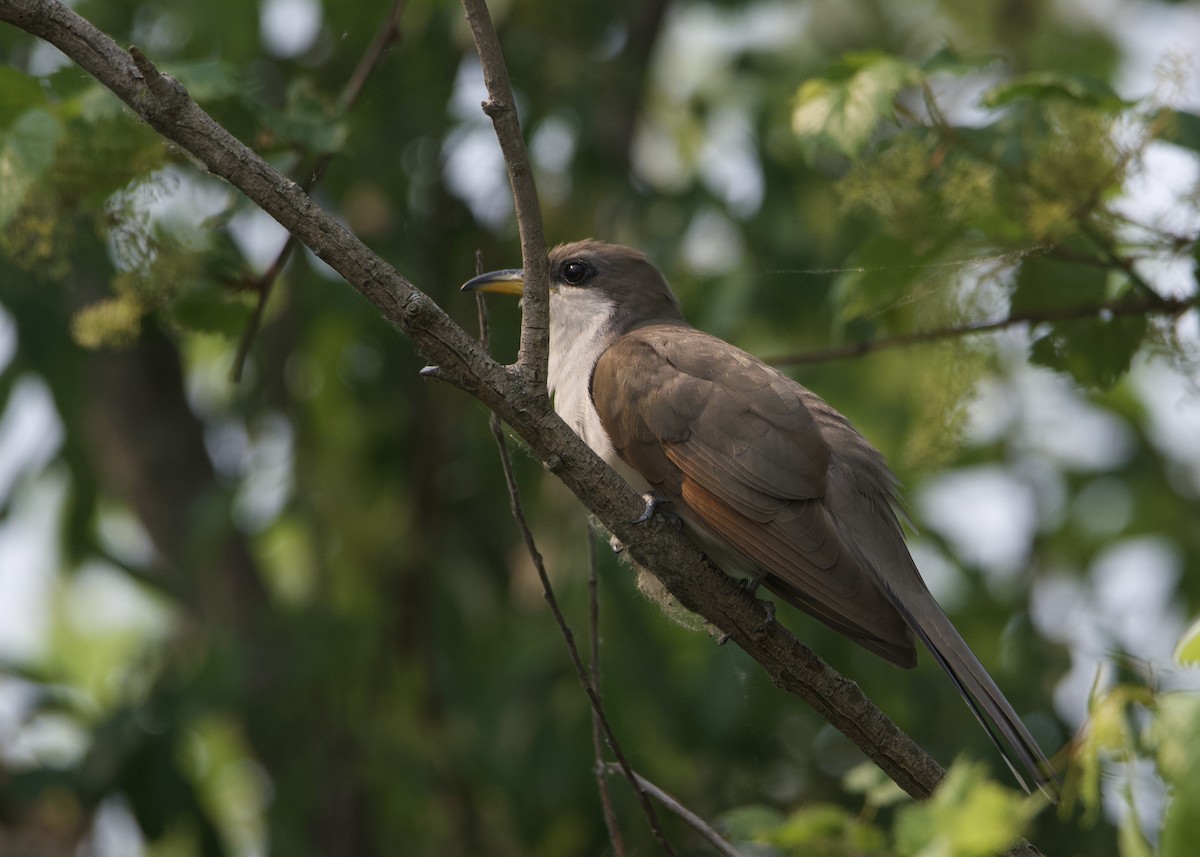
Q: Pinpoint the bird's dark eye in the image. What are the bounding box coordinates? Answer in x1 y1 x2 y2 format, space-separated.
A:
560 259 595 285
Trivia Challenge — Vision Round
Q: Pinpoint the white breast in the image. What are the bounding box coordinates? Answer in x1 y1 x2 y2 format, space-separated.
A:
546 289 648 490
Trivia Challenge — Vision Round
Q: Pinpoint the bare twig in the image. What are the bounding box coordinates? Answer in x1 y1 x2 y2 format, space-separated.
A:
473 253 668 853
229 0 408 381
601 764 745 857
588 523 627 856
460 0 550 390
483 403 678 855
768 294 1195 367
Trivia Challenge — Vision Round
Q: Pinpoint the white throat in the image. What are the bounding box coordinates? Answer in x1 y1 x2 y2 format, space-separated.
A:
546 289 629 476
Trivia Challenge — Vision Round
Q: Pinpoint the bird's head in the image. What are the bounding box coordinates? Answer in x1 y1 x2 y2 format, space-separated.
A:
462 239 685 333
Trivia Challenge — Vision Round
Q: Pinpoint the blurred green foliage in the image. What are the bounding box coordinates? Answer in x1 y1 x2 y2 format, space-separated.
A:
1 0 1199 855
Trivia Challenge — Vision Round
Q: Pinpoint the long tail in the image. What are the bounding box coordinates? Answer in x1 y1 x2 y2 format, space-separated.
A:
886 583 1060 798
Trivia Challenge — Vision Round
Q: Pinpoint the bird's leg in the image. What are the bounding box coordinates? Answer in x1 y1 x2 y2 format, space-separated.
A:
738 571 766 596
633 487 681 528
631 491 675 525
611 493 679 553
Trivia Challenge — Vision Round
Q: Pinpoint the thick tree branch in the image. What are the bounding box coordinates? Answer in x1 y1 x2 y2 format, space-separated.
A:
3 0 1019 809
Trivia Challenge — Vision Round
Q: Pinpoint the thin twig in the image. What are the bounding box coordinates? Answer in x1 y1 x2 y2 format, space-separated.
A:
229 0 408 381
474 258 666 854
767 294 1195 367
602 764 745 857
460 0 550 390
482 411 678 856
589 523 626 856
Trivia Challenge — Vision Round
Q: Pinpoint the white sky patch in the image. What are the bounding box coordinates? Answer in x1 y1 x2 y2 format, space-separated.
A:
0 308 14 374
134 167 233 253
1092 537 1184 658
97 505 158 569
260 0 322 59
1132 356 1200 494
682 208 746 275
64 562 175 637
699 106 764 218
442 58 512 229
443 125 512 229
909 538 969 611
84 796 147 857
2 710 89 769
229 206 290 274
916 466 1038 581
233 412 295 533
0 376 63 509
655 1 811 102
26 40 71 77
0 473 65 662
1069 0 1200 108
967 364 1136 472
531 116 577 175
1033 536 1185 726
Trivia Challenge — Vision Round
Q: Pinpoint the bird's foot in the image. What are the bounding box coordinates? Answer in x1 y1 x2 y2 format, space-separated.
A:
738 572 766 597
631 491 680 529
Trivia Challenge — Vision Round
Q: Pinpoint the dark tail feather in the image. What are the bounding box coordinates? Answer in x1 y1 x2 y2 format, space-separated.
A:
887 592 1060 799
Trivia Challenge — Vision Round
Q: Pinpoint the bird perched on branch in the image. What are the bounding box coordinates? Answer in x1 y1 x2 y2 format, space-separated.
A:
464 239 1057 794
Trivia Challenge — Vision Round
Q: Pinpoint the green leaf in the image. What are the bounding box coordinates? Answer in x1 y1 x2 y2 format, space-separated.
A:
773 803 888 854
842 760 911 807
162 59 244 103
1013 252 1148 387
718 804 787 840
0 108 62 228
1029 314 1147 389
260 79 347 155
792 53 918 160
169 288 254 338
1175 617 1200 666
894 760 1041 857
0 67 48 128
920 45 1001 75
982 72 1129 111
1011 252 1108 315
1152 694 1200 857
831 232 942 328
1155 109 1200 154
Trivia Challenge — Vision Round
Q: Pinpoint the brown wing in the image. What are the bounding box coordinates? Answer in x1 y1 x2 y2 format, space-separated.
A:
591 324 916 667
592 324 1059 792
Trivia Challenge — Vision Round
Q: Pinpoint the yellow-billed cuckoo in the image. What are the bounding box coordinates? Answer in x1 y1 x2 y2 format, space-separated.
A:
463 239 1056 793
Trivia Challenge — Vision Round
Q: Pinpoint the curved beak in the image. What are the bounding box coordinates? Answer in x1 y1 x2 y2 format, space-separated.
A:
460 268 524 296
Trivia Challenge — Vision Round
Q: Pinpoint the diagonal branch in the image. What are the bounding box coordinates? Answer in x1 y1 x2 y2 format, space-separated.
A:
1 0 1041 827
